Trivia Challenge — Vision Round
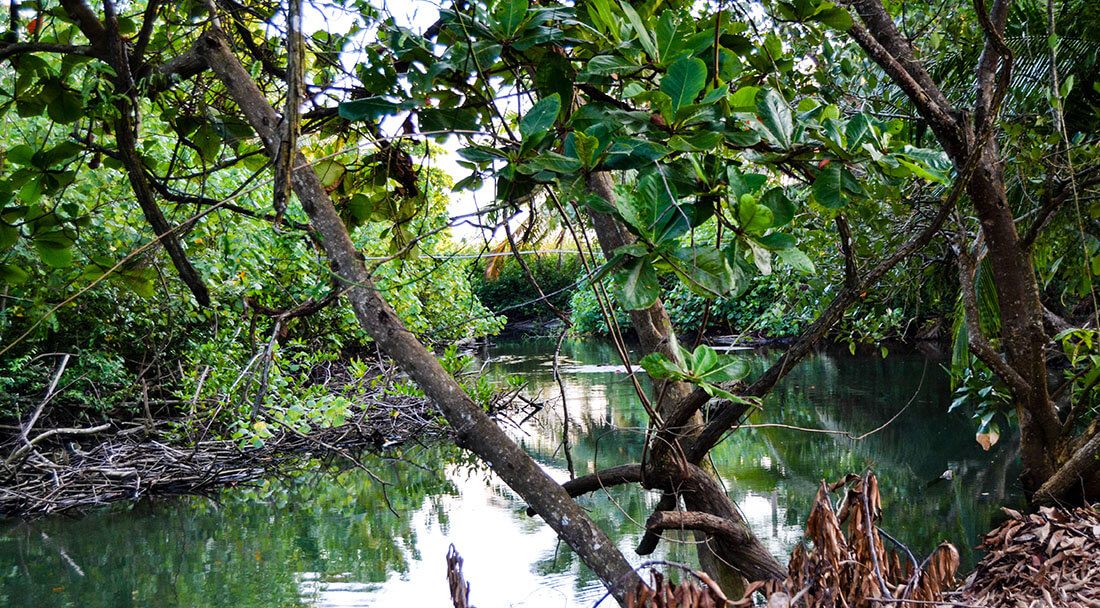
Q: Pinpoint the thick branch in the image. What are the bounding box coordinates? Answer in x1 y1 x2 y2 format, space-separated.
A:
645 511 751 546
955 243 1032 397
836 215 859 289
0 42 94 61
58 0 109 55
1034 427 1100 503
105 1 210 306
842 1 960 149
973 0 1013 131
524 464 643 516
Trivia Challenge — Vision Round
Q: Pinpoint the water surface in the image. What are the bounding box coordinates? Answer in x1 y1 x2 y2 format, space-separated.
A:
0 338 1022 607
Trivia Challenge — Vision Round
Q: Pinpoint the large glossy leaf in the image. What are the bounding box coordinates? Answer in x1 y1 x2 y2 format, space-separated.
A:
618 173 688 245
756 89 793 148
572 131 601 168
738 196 774 234
517 151 582 174
339 97 414 121
812 163 846 208
581 55 639 77
778 247 816 274
620 1 658 60
814 7 853 30
613 256 660 310
667 246 741 297
661 57 707 113
46 88 82 124
845 113 874 150
602 137 669 170
520 94 561 139
491 0 529 37
761 187 796 227
640 352 683 380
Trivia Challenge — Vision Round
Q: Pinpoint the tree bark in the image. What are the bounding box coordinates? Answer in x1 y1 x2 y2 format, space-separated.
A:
843 0 1090 501
196 28 641 603
585 172 784 590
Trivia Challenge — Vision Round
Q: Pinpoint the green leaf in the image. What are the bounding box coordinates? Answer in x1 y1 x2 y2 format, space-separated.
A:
778 247 816 274
339 97 413 121
193 123 221 163
0 224 17 251
603 137 669 170
729 86 760 111
582 55 639 76
756 232 796 250
668 246 741 297
738 196 774 234
640 352 684 380
692 345 719 374
519 94 561 139
661 56 707 114
46 89 82 124
573 131 601 169
419 107 480 134
756 89 793 149
760 188 795 227
700 84 729 106
457 145 508 163
618 173 688 245
845 113 874 150
0 263 29 285
493 0 529 37
314 160 346 189
517 151 582 175
814 7 853 30
613 256 660 310
620 0 658 60
704 355 749 383
700 382 741 401
7 144 36 165
18 180 42 204
812 163 846 208
34 240 73 268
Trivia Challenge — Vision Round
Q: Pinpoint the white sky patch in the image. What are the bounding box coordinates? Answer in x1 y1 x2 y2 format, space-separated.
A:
288 0 520 245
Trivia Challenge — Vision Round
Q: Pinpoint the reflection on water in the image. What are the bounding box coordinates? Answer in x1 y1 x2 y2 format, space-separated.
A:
0 339 1023 607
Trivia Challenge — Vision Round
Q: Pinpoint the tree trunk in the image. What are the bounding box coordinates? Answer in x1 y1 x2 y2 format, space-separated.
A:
963 141 1061 492
196 29 641 604
843 0 1100 503
585 172 784 591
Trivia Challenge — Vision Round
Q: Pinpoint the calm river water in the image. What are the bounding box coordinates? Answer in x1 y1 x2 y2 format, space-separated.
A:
0 338 1022 607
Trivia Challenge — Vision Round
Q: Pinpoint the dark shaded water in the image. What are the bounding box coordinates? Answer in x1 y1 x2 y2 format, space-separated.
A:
0 339 1022 607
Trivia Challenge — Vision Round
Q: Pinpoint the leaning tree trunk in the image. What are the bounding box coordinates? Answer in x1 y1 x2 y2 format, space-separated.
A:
192 28 642 604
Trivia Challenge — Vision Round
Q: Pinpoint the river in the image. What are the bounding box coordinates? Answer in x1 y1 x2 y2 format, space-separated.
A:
0 338 1023 607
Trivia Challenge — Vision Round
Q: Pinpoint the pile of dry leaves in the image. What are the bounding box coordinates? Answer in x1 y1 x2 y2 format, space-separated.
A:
955 505 1100 607
737 471 960 608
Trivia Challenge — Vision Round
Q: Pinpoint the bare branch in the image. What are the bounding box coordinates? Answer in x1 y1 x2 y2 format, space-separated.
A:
0 42 94 61
524 464 643 516
645 510 752 546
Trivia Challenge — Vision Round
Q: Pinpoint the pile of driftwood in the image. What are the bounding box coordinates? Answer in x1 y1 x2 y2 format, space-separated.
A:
956 505 1100 608
0 392 445 517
